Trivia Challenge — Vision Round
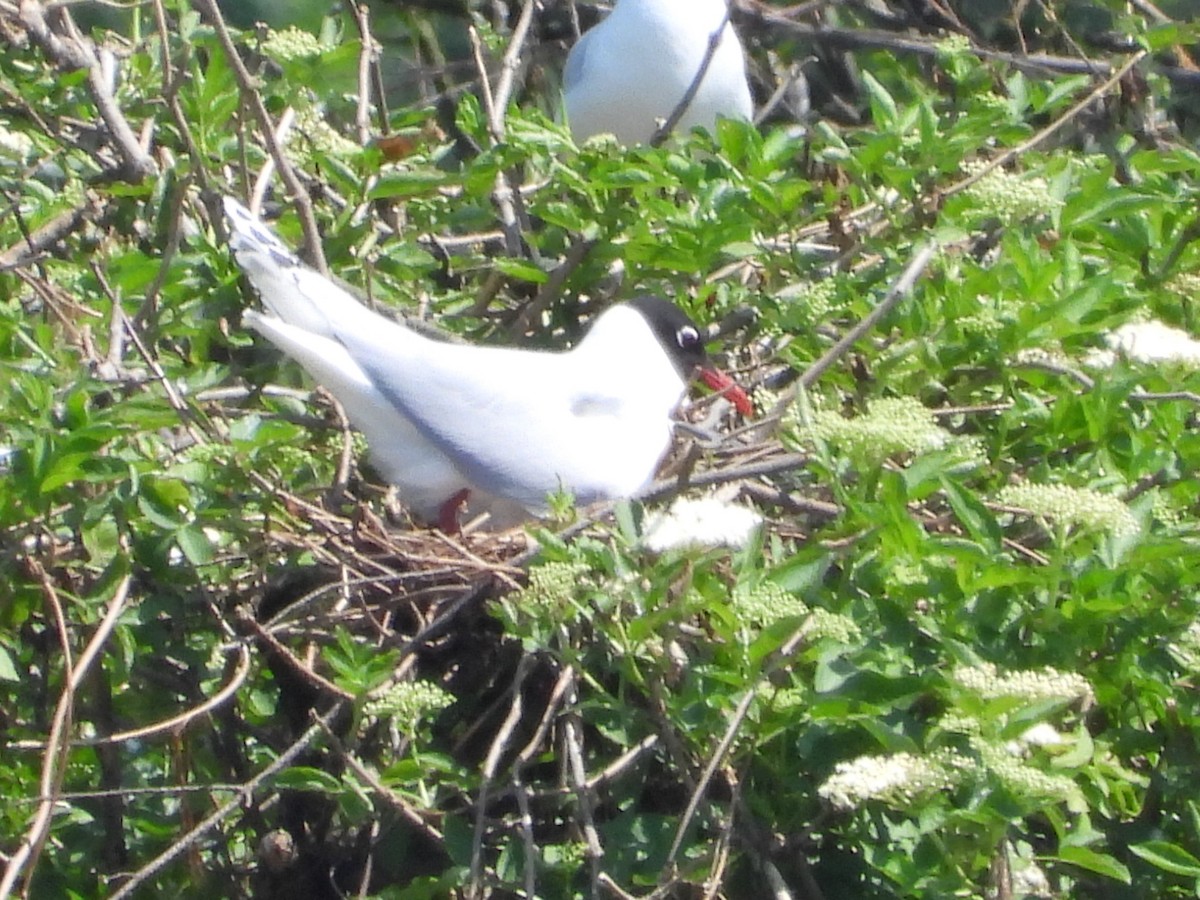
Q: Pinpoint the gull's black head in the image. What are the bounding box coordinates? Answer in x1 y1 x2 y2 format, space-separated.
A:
626 295 709 380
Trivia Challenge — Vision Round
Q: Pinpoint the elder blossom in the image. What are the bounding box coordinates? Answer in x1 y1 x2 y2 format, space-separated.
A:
818 750 971 812
641 497 762 553
1094 319 1200 369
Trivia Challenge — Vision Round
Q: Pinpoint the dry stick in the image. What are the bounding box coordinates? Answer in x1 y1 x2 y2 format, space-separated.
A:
250 107 297 215
313 718 445 845
135 179 190 325
108 703 346 900
0 195 101 270
479 0 544 282
149 0 213 200
749 10 1115 77
467 26 524 260
753 57 810 126
240 613 356 700
758 856 798 900
702 793 736 900
9 559 73 900
514 665 577 767
18 783 252 804
468 654 532 900
510 233 598 337
345 0 376 146
190 0 327 274
489 0 537 122
10 646 252 751
512 771 538 900
14 0 155 181
798 242 937 389
940 50 1148 200
562 693 604 893
119 308 211 448
0 568 132 900
1015 355 1200 407
597 872 641 900
770 48 1148 256
663 620 813 876
650 1 733 146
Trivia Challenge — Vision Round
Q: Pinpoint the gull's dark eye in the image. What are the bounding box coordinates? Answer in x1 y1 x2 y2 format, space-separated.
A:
676 324 701 349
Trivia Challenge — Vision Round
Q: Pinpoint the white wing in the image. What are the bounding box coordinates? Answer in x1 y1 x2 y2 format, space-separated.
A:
226 198 683 516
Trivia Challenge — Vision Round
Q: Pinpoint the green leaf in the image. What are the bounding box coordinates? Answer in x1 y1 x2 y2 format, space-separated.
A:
861 71 899 127
939 476 1002 550
1056 846 1132 883
274 767 343 793
1130 841 1200 878
82 518 121 565
368 169 451 198
175 525 214 566
39 452 91 494
0 645 19 682
493 257 549 284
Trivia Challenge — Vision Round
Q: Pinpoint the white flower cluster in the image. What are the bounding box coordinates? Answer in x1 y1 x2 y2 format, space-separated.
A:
951 661 1093 704
0 122 34 161
641 497 762 553
1168 620 1200 671
733 582 808 626
294 106 361 160
1011 861 1053 898
938 712 983 735
934 34 973 58
960 159 1062 226
955 295 1008 337
752 386 782 417
806 608 863 644
789 396 953 461
1152 492 1184 529
768 686 806 712
1013 346 1071 368
1018 722 1069 748
818 749 970 812
512 561 590 613
996 482 1139 539
262 26 324 62
973 736 1081 804
365 680 453 727
1098 319 1200 369
974 92 1012 115
730 585 861 642
776 279 838 320
1165 272 1200 298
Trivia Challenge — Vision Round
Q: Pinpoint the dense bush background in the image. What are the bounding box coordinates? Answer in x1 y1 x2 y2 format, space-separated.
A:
2 0 1200 897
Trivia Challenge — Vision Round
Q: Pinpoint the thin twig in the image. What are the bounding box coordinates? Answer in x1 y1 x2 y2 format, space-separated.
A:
108 704 347 900
14 0 155 181
314 717 445 845
664 621 813 874
651 1 733 146
345 0 376 146
468 654 531 899
798 242 938 390
10 645 252 750
191 0 327 273
0 567 132 900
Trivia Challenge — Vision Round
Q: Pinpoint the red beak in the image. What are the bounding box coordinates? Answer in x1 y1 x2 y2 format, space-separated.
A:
699 368 753 417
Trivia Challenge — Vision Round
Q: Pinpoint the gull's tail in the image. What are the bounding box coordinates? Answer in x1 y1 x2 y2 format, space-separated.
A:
223 196 378 338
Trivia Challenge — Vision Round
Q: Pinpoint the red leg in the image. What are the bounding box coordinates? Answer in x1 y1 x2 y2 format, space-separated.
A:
437 488 470 533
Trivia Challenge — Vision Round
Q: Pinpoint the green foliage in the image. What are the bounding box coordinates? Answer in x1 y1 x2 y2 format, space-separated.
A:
3 0 1200 898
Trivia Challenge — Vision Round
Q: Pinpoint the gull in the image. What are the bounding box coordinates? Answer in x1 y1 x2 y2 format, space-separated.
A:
224 197 750 528
563 0 753 145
